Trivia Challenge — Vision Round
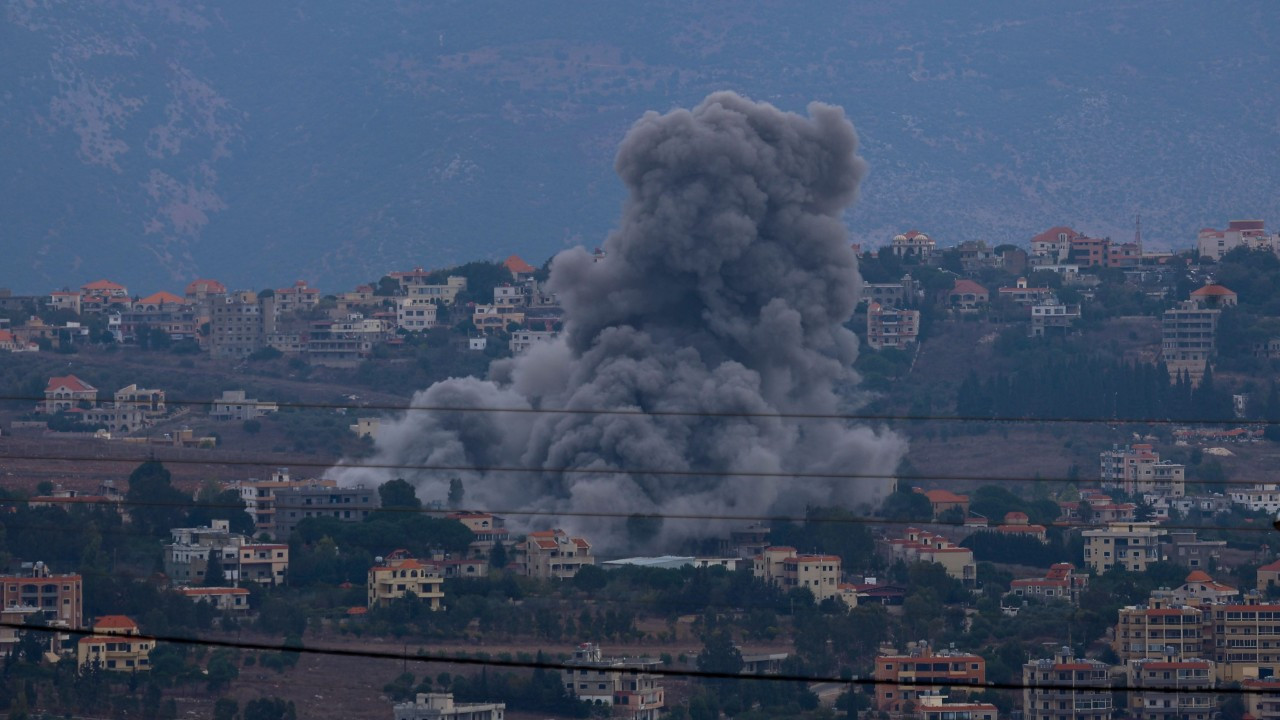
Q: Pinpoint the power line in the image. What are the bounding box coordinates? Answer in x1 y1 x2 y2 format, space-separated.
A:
8 495 1277 535
0 448 1260 489
5 621 1268 695
2 391 1272 426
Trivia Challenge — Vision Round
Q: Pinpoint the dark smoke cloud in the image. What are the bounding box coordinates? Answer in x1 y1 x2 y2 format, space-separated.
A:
334 92 906 550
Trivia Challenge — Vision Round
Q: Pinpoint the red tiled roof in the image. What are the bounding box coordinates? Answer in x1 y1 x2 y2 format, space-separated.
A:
346 606 368 616
1258 560 1280 572
1185 570 1214 583
94 615 138 630
185 278 226 295
46 374 95 393
136 291 186 306
504 255 537 275
82 279 126 291
950 279 988 296
1191 284 1236 297
1032 226 1081 244
920 489 969 504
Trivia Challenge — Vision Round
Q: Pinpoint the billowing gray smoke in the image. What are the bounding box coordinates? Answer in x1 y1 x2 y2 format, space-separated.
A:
334 92 907 550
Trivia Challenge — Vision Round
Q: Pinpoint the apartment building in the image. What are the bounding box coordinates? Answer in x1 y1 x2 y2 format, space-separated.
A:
368 555 444 610
1206 603 1280 681
76 615 153 673
1244 677 1280 720
209 290 265 359
885 529 977 586
1100 444 1186 498
164 519 289 586
1196 220 1274 261
229 468 336 536
509 329 558 353
524 529 595 580
234 543 289 585
1008 563 1089 605
272 482 380 540
472 304 525 332
1162 533 1227 572
752 547 842 602
0 562 83 628
397 297 440 331
114 306 198 344
867 302 920 350
43 374 97 413
997 276 1054 307
446 512 510 556
861 273 917 308
873 643 985 713
1081 522 1166 574
396 274 467 305
393 693 504 720
210 390 278 421
1162 301 1219 385
177 587 250 613
1030 298 1081 337
1021 649 1112 720
1229 483 1280 514
1115 603 1207 662
917 695 998 720
1127 658 1216 720
561 643 664 720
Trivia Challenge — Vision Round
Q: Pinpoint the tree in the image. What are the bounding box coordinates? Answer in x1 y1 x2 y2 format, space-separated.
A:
213 698 238 720
447 478 465 508
243 697 297 720
878 483 933 522
379 478 422 510
126 461 189 537
243 419 262 434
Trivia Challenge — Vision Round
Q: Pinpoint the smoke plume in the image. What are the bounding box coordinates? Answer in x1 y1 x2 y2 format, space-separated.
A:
334 92 907 550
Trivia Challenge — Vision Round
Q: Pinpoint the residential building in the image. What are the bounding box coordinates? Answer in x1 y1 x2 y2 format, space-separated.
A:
272 483 380 540
493 284 526 307
184 278 227 310
1228 483 1280 514
306 315 386 367
43 374 97 413
917 695 998 720
0 562 83 628
233 543 290 585
468 337 487 351
209 290 265 359
1150 571 1238 609
1082 522 1166 573
79 280 130 313
997 277 1054 307
867 302 920 350
391 271 467 305
397 297 440 331
1257 559 1280 594
752 547 843 602
1196 220 1275 261
350 417 380 439
524 529 595 580
49 290 82 314
1206 603 1280 681
472 304 524 332
1100 443 1186 498
602 557 742 572
873 642 985 713
1245 677 1280 720
861 274 917 308
210 390 278 421
885 529 977 586
0 606 43 654
76 615 153 673
947 280 988 312
1162 533 1226 572
1030 298 1081 337
0 329 37 352
509 329 558 353
913 488 970 519
114 305 199 344
1189 284 1238 309
1031 226 1083 263
1008 563 1089 605
988 512 1047 542
891 230 935 261
164 520 289 586
229 468 335 535
394 693 503 720
1021 649 1112 720
368 554 444 610
1068 235 1111 268
1162 301 1219 384
560 643 664 720
81 383 167 434
1126 657 1216 720
178 587 250 613
503 255 537 280
1115 602 1207 661
273 280 321 315
447 512 510 555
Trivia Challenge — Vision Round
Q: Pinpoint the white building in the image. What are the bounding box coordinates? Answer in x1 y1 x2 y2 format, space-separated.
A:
1099 444 1186 498
1229 483 1280 514
1081 522 1166 574
561 644 664 720
1196 220 1276 261
397 297 439 332
509 330 558 354
211 390 278 421
393 693 504 720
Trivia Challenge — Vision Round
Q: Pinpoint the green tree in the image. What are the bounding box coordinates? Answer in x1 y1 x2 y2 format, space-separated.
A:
213 698 238 720
126 461 190 537
379 478 422 510
448 478 465 508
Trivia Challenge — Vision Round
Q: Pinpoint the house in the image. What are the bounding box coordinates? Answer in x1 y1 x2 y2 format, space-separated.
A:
43 375 97 413
1008 563 1088 604
867 303 920 350
885 529 977 586
1256 559 1280 594
890 230 935 261
861 274 917 308
503 255 537 281
1099 444 1186 498
393 693 504 720
114 305 199 344
468 337 487 351
178 587 250 613
917 695 998 720
272 483 379 540
509 330 558 354
997 277 1053 307
472 304 524 332
1030 298 1080 337
81 384 167 434
913 488 969 519
990 512 1047 542
947 279 988 312
1081 522 1166 573
350 417 380 439
76 615 153 673
1228 483 1280 514
132 291 187 312
1021 649 1112 720
1196 219 1275 261
752 547 843 603
446 512 510 555
0 562 83 628
1149 570 1238 608
524 529 595 580
401 275 467 305
397 297 440 331
49 290 82 314
0 329 37 353
228 468 334 535
79 280 130 313
1031 226 1083 263
164 519 289 586
210 390 278 422
368 554 444 610
873 642 985 713
1189 284 1238 309
560 643 664 720
1161 532 1226 572
274 280 321 315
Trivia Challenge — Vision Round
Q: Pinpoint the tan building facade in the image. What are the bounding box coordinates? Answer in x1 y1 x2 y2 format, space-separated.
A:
524 529 595 580
368 556 445 610
76 615 153 673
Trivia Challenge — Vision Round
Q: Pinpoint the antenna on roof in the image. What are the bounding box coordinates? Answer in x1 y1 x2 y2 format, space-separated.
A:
1135 215 1143 246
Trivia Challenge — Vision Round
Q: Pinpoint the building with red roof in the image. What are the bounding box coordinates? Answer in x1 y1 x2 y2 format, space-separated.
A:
1197 219 1275 260
884 528 977 586
1008 563 1088 605
990 512 1047 541
890 229 935 261
752 546 844 602
133 291 187 311
503 255 537 278
1190 283 1238 309
367 555 445 609
43 374 97 413
76 615 153 673
1127 657 1217 720
947 279 988 312
913 487 970 519
873 642 985 713
1022 649 1112 720
523 529 595 580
